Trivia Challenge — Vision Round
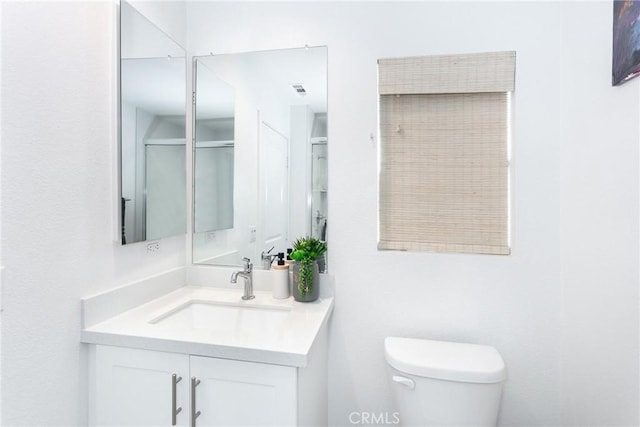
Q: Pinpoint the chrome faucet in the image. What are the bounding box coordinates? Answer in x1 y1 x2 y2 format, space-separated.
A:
261 246 277 270
230 257 255 300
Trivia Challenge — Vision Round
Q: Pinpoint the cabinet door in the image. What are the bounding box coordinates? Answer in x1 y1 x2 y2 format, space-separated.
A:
190 356 297 426
93 345 190 426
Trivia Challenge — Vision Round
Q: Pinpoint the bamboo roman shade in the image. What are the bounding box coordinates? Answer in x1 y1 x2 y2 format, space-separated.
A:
378 51 515 255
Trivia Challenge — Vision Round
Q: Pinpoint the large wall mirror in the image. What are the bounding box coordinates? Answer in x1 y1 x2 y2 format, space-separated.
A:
192 47 328 270
120 1 187 244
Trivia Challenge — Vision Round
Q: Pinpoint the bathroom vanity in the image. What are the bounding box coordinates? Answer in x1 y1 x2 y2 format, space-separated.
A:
82 286 333 426
107 3 332 424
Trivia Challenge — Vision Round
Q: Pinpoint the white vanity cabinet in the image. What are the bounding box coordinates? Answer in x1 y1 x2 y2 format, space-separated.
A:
191 355 296 426
82 286 333 426
89 343 326 427
92 346 190 426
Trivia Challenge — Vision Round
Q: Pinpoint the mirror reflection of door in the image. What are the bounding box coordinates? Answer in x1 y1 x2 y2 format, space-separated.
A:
259 121 289 253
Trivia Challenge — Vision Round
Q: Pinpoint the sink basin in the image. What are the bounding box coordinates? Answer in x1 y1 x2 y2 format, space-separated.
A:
149 300 291 332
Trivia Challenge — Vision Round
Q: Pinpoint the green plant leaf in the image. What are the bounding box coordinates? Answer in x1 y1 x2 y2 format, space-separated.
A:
291 236 326 261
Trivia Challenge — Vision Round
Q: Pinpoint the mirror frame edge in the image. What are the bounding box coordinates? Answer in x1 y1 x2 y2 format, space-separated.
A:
116 0 124 246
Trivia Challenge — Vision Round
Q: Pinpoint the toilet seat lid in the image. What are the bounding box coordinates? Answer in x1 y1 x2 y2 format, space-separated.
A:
384 337 506 384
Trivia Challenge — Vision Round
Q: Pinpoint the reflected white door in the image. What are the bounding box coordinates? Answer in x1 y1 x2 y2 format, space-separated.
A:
311 141 327 242
259 121 289 253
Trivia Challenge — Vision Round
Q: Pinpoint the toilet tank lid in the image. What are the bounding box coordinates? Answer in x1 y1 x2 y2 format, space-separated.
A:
384 337 506 384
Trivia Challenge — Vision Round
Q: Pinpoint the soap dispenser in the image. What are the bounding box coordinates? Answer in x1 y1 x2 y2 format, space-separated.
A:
272 252 290 299
285 248 294 265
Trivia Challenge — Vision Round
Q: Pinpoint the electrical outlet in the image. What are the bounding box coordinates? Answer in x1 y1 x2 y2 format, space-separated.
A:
146 241 160 253
248 226 257 243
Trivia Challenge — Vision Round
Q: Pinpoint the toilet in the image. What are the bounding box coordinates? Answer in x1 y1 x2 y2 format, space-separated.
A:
385 337 506 426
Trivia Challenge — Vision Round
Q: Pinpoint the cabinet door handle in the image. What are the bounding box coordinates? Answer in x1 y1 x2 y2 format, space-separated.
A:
191 377 201 427
171 374 183 426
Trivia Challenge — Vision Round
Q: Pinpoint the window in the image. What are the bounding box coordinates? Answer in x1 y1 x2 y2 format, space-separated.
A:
378 51 515 255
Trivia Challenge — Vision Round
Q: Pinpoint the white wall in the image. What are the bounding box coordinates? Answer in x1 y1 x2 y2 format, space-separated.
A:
0 1 637 426
559 3 640 425
187 2 638 425
0 2 186 425
0 1 4 422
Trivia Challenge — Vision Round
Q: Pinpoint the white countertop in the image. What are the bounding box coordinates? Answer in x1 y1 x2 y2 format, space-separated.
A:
81 286 334 367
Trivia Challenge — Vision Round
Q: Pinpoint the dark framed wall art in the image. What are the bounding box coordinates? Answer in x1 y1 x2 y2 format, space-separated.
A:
613 0 640 85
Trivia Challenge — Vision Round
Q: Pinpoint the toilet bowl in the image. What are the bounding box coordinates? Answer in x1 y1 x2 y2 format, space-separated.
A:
385 337 506 426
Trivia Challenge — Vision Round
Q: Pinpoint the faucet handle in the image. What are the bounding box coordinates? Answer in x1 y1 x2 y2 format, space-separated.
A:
261 246 275 260
242 257 252 273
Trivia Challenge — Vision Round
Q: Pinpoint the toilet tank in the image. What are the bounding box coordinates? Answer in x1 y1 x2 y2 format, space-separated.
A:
385 337 506 427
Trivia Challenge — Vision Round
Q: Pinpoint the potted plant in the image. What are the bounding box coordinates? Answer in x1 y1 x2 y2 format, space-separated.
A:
290 236 327 302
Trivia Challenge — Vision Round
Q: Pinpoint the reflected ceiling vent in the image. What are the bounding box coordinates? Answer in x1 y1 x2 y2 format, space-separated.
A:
291 84 307 96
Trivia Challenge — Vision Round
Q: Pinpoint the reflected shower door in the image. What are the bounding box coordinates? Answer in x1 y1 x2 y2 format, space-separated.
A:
145 144 186 240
